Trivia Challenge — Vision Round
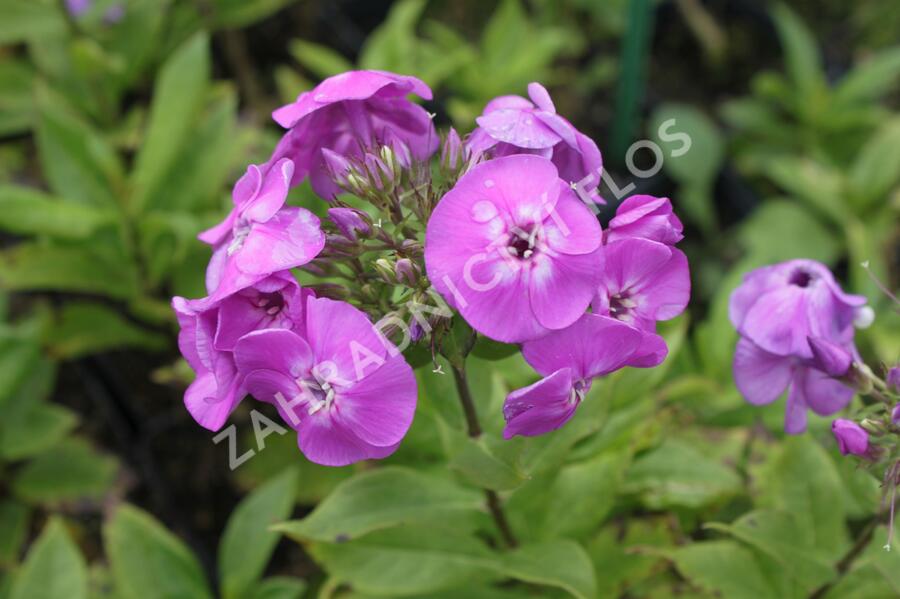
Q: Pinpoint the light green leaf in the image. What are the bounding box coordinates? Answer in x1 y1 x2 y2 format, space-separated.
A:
105 504 213 599
759 156 847 223
131 33 210 213
0 242 138 300
10 518 87 599
0 500 29 566
771 3 825 100
663 541 778 599
738 199 840 264
848 118 900 209
0 1 65 44
651 103 724 186
501 540 597 599
0 60 35 135
35 86 122 207
706 510 835 592
444 426 526 492
247 577 307 599
12 438 117 504
834 46 900 105
624 439 741 508
755 436 849 559
0 185 115 239
275 467 482 543
212 0 293 28
289 40 353 80
219 469 297 599
309 525 502 596
44 302 166 359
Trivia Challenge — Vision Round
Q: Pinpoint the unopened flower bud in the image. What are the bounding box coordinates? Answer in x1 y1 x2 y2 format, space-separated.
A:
363 152 393 192
409 319 424 342
848 363 875 395
308 284 349 300
395 258 418 287
384 129 412 168
322 148 353 190
888 367 900 392
373 258 396 284
891 403 900 426
328 207 371 241
441 128 463 171
832 419 869 456
807 336 852 377
860 418 887 436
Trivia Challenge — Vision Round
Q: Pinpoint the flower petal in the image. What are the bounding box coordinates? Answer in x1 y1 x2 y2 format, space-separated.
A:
733 337 793 406
503 368 577 439
234 329 314 378
235 207 325 275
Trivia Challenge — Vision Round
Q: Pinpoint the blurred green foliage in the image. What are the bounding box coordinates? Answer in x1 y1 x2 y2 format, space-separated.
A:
0 1 898 598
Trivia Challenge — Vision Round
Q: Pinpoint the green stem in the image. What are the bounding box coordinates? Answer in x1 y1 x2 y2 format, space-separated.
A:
450 363 518 548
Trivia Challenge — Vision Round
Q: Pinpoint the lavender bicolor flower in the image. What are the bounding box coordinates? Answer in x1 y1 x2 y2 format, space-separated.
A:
467 82 604 203
269 70 438 199
730 259 868 359
425 155 603 343
503 314 642 438
199 159 325 300
734 337 855 434
234 296 417 466
172 272 308 431
832 419 869 456
605 195 684 245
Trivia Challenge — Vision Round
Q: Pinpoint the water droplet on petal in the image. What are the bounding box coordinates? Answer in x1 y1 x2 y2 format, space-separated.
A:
472 200 498 222
483 179 495 189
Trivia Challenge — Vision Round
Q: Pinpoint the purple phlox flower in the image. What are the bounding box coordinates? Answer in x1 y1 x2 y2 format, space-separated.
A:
503 314 643 438
729 259 868 359
328 207 371 240
832 419 869 456
172 272 310 431
65 0 92 17
425 154 603 343
199 158 325 300
269 70 438 199
466 82 604 204
807 336 853 378
605 195 684 245
733 337 855 434
234 296 417 466
887 366 899 392
892 402 900 426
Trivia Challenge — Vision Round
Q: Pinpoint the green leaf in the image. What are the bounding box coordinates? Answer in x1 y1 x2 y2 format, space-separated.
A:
663 541 778 599
275 467 482 543
247 577 307 599
0 334 42 411
35 87 122 207
834 46 900 105
501 540 597 599
624 439 741 509
289 40 353 80
212 0 293 28
105 504 213 599
0 242 138 300
219 469 297 599
44 302 167 359
770 3 824 100
10 518 87 599
0 186 115 239
444 426 526 492
12 438 117 504
848 118 900 210
0 59 35 135
650 103 724 186
706 510 835 592
738 199 840 264
0 500 29 566
759 156 847 223
0 1 64 44
309 525 502 596
131 33 210 213
0 355 73 460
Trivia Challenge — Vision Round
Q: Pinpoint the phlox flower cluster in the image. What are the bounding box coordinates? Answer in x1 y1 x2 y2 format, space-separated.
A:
173 70 690 465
